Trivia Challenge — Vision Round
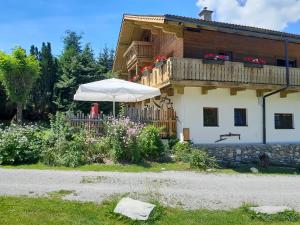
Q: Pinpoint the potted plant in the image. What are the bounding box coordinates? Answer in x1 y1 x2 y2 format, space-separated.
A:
141 66 153 76
154 55 167 68
243 57 266 68
203 53 229 65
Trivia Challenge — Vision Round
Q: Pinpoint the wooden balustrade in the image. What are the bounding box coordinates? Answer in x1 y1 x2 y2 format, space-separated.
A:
123 41 153 69
138 57 300 88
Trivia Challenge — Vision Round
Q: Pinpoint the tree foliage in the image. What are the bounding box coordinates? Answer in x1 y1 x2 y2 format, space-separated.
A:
28 43 58 119
0 30 115 120
0 47 40 122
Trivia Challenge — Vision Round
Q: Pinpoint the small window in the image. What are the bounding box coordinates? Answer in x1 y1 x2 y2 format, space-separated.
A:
203 108 218 127
275 114 294 129
218 51 233 61
234 108 247 126
276 59 297 68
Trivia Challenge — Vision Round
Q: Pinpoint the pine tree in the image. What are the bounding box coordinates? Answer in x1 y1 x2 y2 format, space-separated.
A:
27 43 58 119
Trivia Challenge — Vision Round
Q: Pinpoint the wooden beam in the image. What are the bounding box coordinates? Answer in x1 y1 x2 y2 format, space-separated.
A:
166 88 174 96
202 86 216 95
256 89 271 97
174 85 184 94
280 90 299 98
230 88 246 96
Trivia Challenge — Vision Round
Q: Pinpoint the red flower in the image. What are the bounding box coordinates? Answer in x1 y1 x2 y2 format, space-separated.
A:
155 55 167 62
204 53 216 59
244 57 266 65
141 65 153 74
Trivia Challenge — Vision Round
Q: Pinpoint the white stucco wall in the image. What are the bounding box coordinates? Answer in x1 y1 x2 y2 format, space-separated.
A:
171 87 300 144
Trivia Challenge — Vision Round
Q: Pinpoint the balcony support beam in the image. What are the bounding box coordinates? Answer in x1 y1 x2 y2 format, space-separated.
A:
230 88 246 96
280 90 299 98
256 89 272 97
174 85 185 94
202 86 217 95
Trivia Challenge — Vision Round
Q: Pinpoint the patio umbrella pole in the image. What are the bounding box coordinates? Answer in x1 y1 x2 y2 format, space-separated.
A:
113 96 116 118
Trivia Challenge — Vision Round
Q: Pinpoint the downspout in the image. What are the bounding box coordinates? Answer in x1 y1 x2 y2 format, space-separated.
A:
262 39 290 144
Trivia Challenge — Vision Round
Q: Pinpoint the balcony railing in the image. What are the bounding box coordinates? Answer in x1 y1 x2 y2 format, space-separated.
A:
123 41 153 69
139 58 300 87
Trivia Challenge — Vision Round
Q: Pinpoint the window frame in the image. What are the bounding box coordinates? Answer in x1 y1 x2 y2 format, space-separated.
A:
274 113 294 129
234 108 248 127
276 58 297 68
203 107 219 127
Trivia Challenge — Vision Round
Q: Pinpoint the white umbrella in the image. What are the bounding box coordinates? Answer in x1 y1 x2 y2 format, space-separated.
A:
74 78 161 116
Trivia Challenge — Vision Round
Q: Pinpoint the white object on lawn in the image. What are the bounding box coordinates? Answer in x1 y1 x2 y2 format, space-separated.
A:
74 78 161 116
249 206 292 214
114 197 156 221
250 167 259 173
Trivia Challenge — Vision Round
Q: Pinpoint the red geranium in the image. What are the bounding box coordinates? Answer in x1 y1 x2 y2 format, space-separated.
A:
155 55 167 63
204 53 216 59
244 57 266 65
141 65 154 74
204 53 230 61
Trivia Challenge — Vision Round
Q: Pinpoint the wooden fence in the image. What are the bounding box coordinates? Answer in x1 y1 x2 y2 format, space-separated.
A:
66 112 104 134
66 108 177 138
125 107 177 138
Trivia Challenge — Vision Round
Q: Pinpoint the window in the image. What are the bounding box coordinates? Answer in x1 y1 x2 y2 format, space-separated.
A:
276 59 297 68
275 114 294 129
234 108 247 126
203 108 218 127
218 51 233 61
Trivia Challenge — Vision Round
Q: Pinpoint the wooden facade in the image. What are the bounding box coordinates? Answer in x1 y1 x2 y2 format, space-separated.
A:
113 14 300 93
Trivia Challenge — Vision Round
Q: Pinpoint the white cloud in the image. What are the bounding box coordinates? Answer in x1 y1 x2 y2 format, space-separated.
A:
197 0 300 31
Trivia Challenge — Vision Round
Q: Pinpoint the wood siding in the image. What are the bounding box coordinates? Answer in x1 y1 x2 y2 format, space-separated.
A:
152 31 183 59
184 30 300 67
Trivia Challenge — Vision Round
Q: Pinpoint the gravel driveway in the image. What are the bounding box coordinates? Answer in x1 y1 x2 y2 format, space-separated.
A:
0 169 299 211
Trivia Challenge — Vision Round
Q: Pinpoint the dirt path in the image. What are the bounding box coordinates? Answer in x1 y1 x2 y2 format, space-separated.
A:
0 169 299 211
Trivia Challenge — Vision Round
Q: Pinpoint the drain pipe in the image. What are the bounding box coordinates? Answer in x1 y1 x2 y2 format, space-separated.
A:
262 39 290 144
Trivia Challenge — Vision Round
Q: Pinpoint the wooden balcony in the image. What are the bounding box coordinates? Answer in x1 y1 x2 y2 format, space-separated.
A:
123 41 153 70
139 58 300 89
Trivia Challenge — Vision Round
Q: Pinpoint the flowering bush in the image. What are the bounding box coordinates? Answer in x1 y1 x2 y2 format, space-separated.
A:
104 117 144 163
0 124 43 165
243 57 266 65
204 53 230 61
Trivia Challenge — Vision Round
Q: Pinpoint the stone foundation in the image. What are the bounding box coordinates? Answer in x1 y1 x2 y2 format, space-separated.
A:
195 144 300 166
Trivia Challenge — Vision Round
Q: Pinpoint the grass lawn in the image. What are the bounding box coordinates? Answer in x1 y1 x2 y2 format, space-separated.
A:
0 196 299 225
0 162 299 175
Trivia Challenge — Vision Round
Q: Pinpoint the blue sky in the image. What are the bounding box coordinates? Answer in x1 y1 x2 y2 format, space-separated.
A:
0 0 300 56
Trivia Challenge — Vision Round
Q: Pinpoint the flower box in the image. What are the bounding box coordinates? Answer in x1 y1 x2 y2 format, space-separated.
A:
243 57 266 68
243 62 264 68
203 59 225 65
203 53 229 65
154 55 167 68
141 66 153 76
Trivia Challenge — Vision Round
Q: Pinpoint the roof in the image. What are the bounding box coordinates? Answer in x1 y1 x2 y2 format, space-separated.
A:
164 14 300 41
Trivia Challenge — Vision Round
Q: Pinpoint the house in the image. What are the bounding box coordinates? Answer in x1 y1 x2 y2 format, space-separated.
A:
112 8 300 147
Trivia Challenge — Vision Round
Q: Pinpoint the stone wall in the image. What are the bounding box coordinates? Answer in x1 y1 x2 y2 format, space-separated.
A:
195 144 300 166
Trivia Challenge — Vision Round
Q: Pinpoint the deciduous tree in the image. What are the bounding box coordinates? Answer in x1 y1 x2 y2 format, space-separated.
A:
0 47 40 123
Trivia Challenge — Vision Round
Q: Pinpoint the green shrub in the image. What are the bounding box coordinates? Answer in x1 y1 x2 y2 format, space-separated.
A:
41 112 92 167
0 124 43 165
86 136 111 164
172 141 192 162
41 133 88 167
168 136 179 150
138 125 165 160
189 149 218 170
